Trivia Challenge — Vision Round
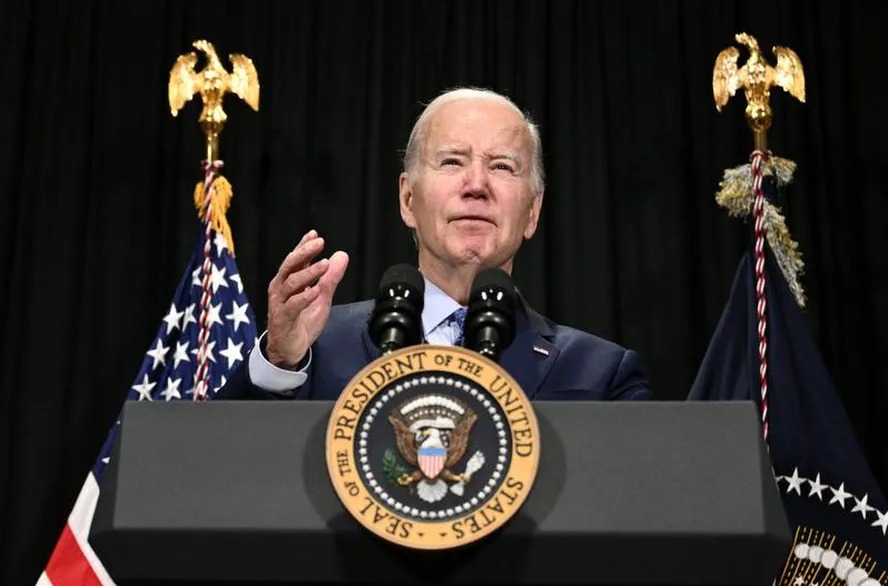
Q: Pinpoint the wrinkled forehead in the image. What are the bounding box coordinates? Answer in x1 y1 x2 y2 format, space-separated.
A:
422 99 532 159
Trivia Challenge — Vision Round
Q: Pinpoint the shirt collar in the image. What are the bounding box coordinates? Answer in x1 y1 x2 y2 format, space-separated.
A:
422 277 463 338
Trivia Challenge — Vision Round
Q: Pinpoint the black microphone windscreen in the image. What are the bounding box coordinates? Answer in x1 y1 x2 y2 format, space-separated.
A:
370 264 425 353
469 267 514 301
378 264 425 297
465 267 516 360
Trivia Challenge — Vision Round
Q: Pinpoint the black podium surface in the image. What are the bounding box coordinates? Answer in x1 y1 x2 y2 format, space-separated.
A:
91 400 790 585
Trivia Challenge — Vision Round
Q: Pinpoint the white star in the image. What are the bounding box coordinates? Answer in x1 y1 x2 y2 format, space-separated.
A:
173 341 191 368
793 577 804 586
229 273 244 295
851 493 874 519
214 375 228 394
192 265 203 287
145 339 168 369
191 340 217 364
808 473 827 500
131 374 156 401
162 304 184 334
871 509 888 535
209 264 229 293
160 377 182 401
829 483 852 508
213 232 229 256
180 303 197 330
226 301 251 332
785 468 805 495
219 338 244 369
206 302 224 328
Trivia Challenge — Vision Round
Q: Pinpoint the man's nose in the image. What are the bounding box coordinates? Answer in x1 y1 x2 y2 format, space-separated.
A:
462 158 490 198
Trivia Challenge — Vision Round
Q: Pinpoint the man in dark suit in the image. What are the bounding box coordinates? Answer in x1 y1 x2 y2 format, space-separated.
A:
217 88 651 401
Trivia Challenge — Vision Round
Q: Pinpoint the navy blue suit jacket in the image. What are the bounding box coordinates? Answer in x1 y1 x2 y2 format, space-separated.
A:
216 297 651 401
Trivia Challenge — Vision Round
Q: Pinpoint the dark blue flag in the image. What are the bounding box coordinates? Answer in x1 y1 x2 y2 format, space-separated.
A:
39 182 258 585
689 172 888 585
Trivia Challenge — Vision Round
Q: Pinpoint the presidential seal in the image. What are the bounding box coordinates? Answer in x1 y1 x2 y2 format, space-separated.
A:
325 345 539 550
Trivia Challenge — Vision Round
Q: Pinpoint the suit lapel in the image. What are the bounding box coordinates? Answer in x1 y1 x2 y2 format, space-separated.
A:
499 297 559 400
361 311 378 362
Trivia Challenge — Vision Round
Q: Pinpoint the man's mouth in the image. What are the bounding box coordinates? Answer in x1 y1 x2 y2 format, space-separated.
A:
451 215 495 225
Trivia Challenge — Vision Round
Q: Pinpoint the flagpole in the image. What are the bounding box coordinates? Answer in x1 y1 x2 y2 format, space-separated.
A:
168 39 260 399
194 161 222 400
711 32 806 443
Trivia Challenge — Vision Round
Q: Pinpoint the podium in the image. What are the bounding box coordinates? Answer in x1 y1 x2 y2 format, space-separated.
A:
90 400 790 585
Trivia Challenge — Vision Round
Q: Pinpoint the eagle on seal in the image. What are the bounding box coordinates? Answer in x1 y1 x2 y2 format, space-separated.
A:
388 395 478 503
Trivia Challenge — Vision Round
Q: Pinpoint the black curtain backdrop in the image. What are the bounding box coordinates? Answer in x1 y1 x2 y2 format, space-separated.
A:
2 0 886 583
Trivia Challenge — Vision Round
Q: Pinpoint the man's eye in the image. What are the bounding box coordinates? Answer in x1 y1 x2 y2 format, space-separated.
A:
441 158 462 166
492 162 515 172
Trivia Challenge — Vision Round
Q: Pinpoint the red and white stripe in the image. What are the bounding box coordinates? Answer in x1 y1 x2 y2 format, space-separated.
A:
419 453 445 480
193 160 223 401
750 150 771 444
36 473 115 585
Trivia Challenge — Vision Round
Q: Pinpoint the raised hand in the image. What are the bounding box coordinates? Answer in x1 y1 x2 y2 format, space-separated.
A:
265 230 349 367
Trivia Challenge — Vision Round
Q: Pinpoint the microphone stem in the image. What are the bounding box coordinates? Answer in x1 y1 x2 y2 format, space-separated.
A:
476 340 499 362
378 329 406 355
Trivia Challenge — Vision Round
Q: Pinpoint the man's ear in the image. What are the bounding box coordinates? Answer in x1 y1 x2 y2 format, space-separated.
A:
399 172 417 228
523 190 544 239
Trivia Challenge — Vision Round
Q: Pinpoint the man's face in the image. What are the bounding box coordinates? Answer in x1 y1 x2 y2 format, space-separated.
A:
399 99 543 273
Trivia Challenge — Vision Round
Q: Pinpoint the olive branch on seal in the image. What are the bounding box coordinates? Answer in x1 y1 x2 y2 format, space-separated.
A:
382 449 411 491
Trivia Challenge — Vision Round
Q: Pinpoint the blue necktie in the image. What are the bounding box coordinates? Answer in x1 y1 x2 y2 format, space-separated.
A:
451 307 467 346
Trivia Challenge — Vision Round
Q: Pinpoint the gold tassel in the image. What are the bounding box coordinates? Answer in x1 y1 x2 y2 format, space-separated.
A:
193 175 236 256
714 156 806 308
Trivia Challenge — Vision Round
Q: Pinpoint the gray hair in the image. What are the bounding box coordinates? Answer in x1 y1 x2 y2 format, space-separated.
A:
402 87 545 196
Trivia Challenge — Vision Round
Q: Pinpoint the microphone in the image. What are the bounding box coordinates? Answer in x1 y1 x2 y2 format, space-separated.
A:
464 268 516 362
368 264 425 354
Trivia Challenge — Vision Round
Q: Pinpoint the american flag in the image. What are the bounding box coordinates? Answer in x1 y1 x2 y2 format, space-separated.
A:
36 205 257 585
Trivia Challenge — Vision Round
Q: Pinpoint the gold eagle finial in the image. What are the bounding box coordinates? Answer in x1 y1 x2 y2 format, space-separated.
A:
168 39 259 161
713 32 805 150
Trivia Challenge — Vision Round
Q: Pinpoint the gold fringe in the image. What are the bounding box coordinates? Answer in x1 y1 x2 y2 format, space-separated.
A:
193 175 236 256
715 156 807 308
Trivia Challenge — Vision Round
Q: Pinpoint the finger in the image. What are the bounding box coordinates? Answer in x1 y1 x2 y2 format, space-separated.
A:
295 229 317 249
281 257 330 300
273 236 324 285
316 251 349 295
280 282 322 315
277 230 318 283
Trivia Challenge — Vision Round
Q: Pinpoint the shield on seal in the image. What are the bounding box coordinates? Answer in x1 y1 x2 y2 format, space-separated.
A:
418 445 446 479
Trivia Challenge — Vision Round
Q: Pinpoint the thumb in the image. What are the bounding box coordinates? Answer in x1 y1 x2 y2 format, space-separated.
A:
317 251 349 295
